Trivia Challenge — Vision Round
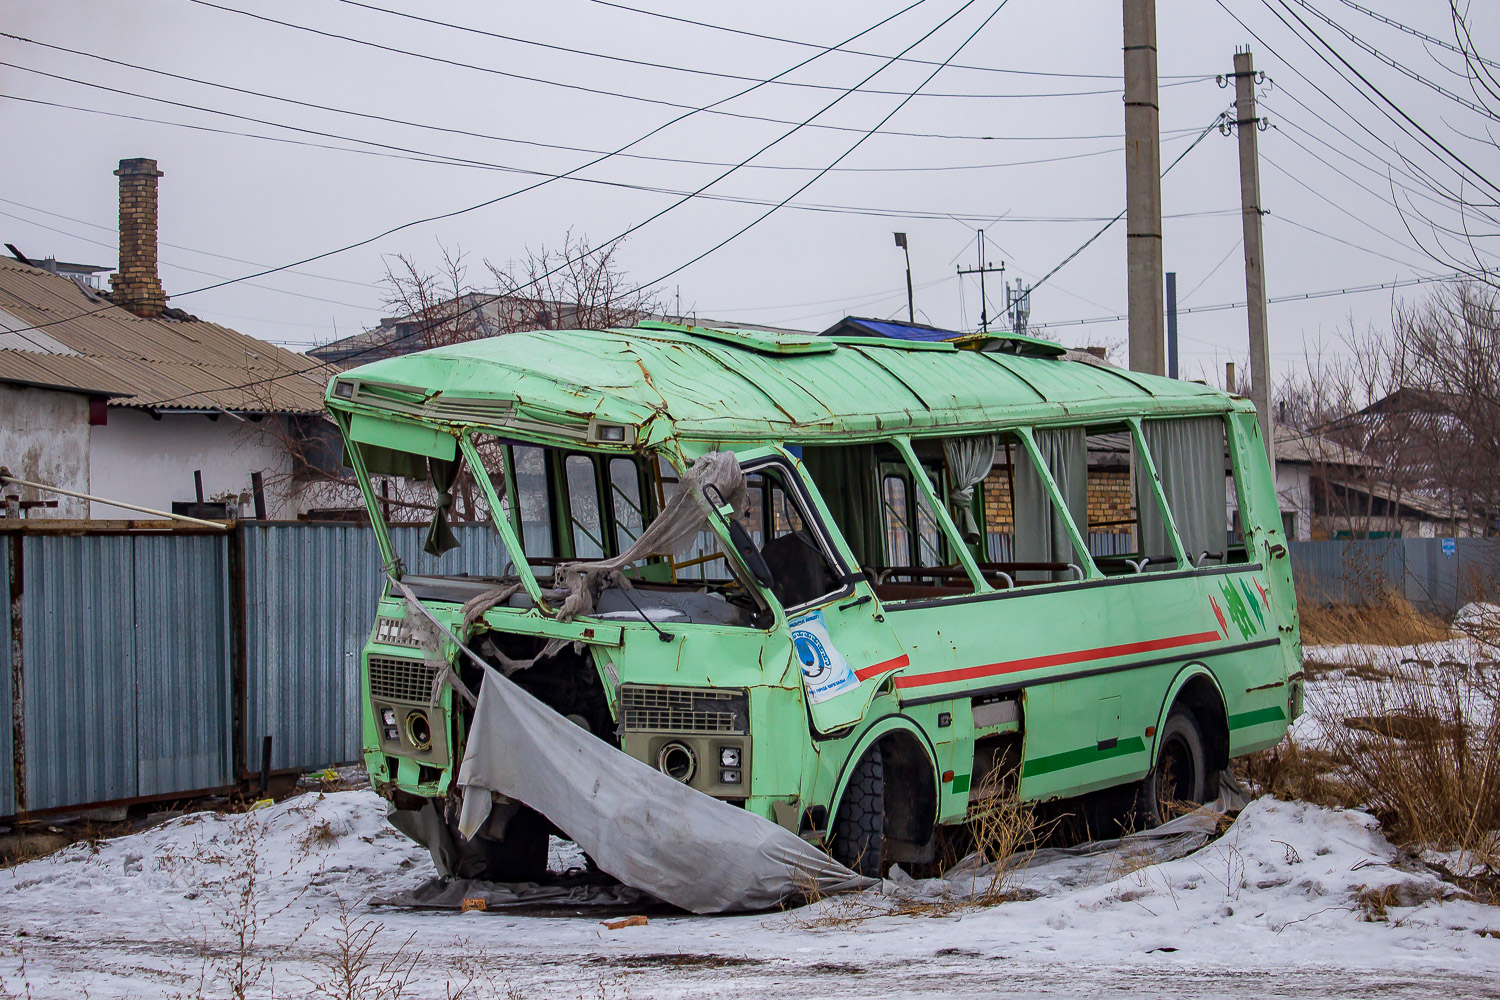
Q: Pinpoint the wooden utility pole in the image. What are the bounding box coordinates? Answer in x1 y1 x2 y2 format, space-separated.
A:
1124 0 1165 375
1231 47 1275 475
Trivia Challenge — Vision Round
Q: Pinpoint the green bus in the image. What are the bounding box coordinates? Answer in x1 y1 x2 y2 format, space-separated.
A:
326 321 1300 879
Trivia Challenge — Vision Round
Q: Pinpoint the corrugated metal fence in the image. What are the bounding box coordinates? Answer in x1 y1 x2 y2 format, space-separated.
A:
1290 537 1500 614
9 520 1494 818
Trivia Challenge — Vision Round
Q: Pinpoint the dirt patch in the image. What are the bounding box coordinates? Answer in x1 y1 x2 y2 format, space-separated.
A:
1343 712 1461 742
590 954 764 970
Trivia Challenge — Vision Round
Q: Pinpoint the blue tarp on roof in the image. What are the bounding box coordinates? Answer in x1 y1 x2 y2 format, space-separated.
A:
819 317 959 342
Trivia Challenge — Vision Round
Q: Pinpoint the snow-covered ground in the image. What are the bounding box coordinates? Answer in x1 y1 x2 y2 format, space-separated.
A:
2 647 1498 999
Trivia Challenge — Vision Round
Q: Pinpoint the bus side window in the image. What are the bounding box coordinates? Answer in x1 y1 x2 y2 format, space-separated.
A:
511 444 555 557
1011 427 1092 583
1139 417 1231 568
609 457 646 553
564 454 606 559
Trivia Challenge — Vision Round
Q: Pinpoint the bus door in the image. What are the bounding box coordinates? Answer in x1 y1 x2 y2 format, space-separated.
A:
734 449 908 735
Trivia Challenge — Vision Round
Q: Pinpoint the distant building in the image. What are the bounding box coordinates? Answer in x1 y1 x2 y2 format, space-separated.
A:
1 158 329 521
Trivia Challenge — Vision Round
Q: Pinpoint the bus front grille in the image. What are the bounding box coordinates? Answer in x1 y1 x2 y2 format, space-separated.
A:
619 685 748 735
368 655 439 704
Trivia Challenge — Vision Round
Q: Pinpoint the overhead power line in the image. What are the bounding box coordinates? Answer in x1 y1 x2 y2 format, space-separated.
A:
1329 0 1500 72
2 31 1205 173
1262 0 1500 201
325 0 1196 99
183 0 1192 140
0 0 933 340
0 88 1221 226
1031 271 1468 331
578 0 1212 80
1282 0 1496 120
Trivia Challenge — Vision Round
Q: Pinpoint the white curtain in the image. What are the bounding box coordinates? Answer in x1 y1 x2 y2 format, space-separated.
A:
1014 428 1087 582
1139 418 1228 567
943 434 999 543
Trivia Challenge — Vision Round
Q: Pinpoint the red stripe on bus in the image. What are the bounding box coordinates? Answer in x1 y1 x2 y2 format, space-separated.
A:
892 631 1222 689
856 654 910 681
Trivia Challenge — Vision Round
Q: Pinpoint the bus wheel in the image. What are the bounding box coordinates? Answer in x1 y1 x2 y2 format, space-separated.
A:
1137 708 1211 827
832 743 885 877
452 806 550 884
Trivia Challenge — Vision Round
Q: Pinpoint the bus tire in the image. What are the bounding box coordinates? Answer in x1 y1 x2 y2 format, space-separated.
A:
1137 708 1211 827
832 743 885 877
451 806 550 884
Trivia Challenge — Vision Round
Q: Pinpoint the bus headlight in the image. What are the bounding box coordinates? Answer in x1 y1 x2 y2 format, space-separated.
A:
656 742 696 782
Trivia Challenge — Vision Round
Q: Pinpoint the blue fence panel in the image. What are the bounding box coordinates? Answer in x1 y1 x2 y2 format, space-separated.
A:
133 534 233 797
22 535 139 811
243 523 381 774
0 543 12 817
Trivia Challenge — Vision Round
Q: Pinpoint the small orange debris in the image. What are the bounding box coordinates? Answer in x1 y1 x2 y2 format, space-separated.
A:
460 897 488 913
601 915 648 930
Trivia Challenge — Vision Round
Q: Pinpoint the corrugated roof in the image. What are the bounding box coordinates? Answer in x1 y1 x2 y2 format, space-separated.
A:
331 322 1238 441
0 256 328 412
0 349 134 397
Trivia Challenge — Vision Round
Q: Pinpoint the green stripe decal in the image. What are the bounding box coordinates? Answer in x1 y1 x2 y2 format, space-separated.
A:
1229 705 1287 729
951 773 971 795
1022 736 1146 778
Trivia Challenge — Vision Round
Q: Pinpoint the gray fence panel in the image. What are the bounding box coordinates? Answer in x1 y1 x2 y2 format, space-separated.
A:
243 523 381 773
1289 539 1406 607
133 534 233 796
22 535 138 811
0 543 12 817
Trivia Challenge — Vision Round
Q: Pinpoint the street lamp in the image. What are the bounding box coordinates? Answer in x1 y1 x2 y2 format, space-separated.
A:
893 232 914 323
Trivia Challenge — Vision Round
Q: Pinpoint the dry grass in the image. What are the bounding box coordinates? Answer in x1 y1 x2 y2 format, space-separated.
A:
1238 653 1500 881
1298 591 1451 648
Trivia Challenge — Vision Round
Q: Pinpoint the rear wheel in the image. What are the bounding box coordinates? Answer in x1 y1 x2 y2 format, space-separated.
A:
1137 708 1212 826
832 744 885 877
450 805 550 883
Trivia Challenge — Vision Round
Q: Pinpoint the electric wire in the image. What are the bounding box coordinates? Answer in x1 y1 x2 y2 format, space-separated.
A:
577 0 1214 80
182 0 1176 141
324 0 1190 100
0 208 385 310
0 196 384 291
0 0 935 338
2 33 1195 174
1329 0 1500 72
1261 0 1500 201
1012 111 1229 313
1283 0 1496 119
1030 270 1470 331
110 1 1012 405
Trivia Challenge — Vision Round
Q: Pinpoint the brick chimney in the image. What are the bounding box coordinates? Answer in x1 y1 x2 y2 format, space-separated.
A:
110 158 167 318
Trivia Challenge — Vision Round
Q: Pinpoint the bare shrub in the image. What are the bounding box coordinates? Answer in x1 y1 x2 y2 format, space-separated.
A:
304 900 419 1000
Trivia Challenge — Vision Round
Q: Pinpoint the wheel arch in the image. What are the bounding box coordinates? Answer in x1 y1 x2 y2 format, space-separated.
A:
1152 663 1230 774
828 714 940 846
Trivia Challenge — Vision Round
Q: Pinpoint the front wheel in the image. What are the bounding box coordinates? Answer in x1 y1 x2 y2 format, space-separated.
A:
1137 708 1214 826
450 805 550 883
832 744 885 877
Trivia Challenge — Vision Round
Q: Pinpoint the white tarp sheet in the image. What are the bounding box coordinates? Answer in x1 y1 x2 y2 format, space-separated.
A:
456 665 872 914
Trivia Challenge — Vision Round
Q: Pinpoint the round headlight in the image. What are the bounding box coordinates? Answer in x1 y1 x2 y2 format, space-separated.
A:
404 711 432 751
656 741 696 783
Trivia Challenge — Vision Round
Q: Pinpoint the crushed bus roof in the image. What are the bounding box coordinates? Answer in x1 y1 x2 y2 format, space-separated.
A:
327 322 1239 441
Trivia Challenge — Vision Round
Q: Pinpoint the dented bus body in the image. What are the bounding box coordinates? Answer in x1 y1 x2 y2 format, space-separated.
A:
326 321 1301 879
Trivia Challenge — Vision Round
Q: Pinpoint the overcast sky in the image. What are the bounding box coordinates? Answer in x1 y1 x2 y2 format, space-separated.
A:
2 0 1495 385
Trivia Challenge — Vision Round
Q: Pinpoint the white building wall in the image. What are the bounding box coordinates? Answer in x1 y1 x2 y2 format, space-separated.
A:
88 408 306 519
0 383 91 517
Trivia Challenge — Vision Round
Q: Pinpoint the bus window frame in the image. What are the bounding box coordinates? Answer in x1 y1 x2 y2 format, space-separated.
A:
1015 426 1104 582
735 453 857 615
892 435 993 595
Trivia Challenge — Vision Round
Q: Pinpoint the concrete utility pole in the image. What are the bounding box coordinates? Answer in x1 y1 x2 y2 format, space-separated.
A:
1231 47 1275 475
1124 0 1166 375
